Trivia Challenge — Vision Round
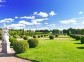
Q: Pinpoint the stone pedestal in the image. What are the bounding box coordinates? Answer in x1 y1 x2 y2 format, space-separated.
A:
1 41 11 53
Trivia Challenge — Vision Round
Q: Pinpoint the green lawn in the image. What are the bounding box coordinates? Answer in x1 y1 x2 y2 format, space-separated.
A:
17 36 84 62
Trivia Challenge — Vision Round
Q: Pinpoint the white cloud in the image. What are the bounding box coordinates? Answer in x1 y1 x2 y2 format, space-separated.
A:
20 16 35 19
0 18 14 23
32 21 41 25
81 21 84 24
8 23 25 29
49 11 56 16
33 12 38 15
32 18 48 22
60 19 77 24
15 16 18 19
45 23 48 24
78 11 83 15
36 12 48 17
19 20 33 25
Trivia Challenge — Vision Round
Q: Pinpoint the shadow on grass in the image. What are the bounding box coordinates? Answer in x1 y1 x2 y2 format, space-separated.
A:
15 55 39 62
77 47 84 49
71 39 80 42
74 43 82 44
31 60 39 62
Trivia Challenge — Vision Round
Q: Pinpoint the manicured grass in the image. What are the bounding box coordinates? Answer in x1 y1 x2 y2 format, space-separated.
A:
17 36 84 62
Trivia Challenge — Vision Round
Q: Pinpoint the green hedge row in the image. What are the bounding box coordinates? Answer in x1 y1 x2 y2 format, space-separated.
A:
69 34 84 44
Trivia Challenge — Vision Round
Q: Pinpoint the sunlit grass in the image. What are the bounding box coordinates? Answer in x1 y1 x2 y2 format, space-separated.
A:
17 36 84 62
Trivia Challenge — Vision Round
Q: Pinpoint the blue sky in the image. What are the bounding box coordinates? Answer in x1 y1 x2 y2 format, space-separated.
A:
0 0 84 30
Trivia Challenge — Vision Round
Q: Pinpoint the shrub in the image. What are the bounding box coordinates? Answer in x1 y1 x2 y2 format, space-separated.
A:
9 37 17 46
49 35 54 39
69 34 76 39
81 36 84 44
20 35 23 38
41 35 43 37
23 36 28 40
75 36 80 40
27 38 39 48
0 36 2 40
33 35 36 38
13 40 28 54
38 35 40 38
13 35 17 38
55 34 59 37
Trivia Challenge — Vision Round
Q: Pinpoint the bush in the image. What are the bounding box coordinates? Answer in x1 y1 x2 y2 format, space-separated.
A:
55 34 59 37
27 38 39 48
75 36 80 40
33 35 36 38
20 35 23 38
0 36 2 40
13 35 17 38
13 40 28 54
23 36 28 40
9 37 17 46
49 35 54 39
38 35 40 38
41 35 43 37
81 36 84 44
69 34 76 39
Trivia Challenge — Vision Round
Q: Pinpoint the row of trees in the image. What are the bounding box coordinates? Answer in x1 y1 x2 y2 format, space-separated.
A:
0 28 84 36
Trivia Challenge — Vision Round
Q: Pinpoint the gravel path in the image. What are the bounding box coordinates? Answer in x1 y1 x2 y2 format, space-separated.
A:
0 40 31 62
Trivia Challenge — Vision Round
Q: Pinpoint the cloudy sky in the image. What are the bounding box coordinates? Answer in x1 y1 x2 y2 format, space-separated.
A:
0 0 84 30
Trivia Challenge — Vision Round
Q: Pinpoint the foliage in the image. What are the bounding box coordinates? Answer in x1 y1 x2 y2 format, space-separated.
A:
27 38 39 48
13 35 17 38
81 36 84 44
41 35 44 37
0 36 2 40
75 36 80 40
13 40 28 54
33 35 36 38
23 36 28 40
49 35 54 39
20 35 23 38
52 29 59 35
55 34 59 37
9 37 17 46
38 35 40 38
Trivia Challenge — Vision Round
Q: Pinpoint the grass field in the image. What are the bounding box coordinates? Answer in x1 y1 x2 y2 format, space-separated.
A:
17 36 84 62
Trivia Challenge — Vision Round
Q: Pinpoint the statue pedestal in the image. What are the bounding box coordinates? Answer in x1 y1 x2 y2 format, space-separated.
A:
1 41 11 53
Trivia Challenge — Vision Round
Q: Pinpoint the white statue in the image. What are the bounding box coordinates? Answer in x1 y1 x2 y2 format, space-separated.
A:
2 23 9 42
1 23 11 53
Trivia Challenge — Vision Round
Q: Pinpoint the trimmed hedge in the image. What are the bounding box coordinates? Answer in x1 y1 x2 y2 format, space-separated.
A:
20 35 23 38
38 35 40 38
27 38 39 48
13 35 17 38
49 35 54 39
9 37 17 46
55 34 59 37
41 35 43 37
13 40 28 54
75 36 80 40
0 36 2 40
69 35 80 40
23 36 28 40
33 35 36 38
81 36 84 44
